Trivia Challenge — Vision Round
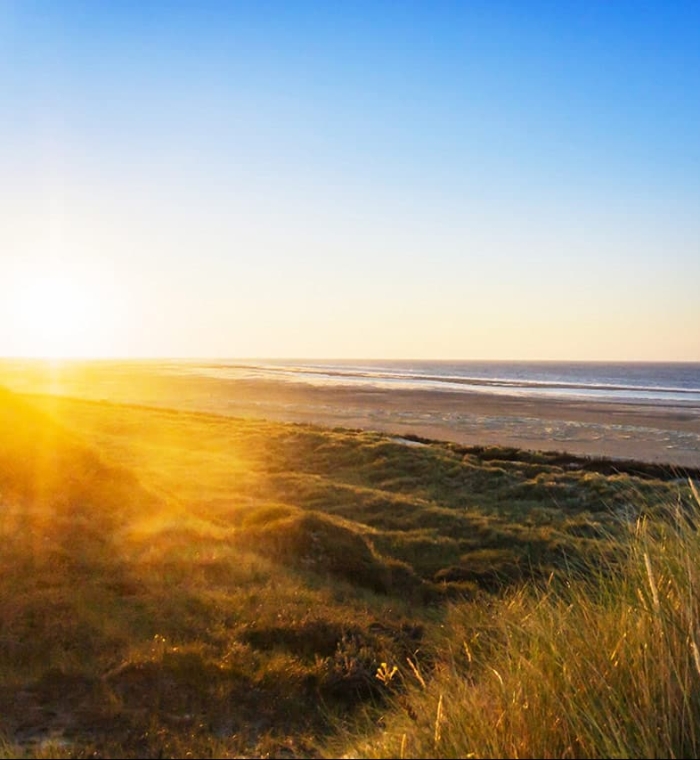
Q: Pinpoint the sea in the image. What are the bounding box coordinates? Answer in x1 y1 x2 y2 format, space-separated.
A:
173 360 700 407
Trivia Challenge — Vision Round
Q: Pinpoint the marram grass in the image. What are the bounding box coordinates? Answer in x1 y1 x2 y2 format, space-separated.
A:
329 482 700 759
1 389 698 757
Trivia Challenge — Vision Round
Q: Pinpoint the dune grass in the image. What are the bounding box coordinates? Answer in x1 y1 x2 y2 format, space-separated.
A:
0 388 697 757
329 485 700 759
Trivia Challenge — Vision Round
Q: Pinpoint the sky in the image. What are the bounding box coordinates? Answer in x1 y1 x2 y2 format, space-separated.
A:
1 0 699 361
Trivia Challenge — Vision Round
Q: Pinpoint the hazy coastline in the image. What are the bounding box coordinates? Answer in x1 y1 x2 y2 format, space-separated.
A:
1 359 699 468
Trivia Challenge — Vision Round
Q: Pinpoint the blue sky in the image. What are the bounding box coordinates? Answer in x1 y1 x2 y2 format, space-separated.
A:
1 0 699 359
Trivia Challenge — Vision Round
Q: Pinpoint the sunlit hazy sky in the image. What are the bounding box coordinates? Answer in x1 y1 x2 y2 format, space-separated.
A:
1 0 699 360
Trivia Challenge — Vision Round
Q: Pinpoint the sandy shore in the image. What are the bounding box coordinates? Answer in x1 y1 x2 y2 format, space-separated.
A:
211 379 700 468
1 361 699 468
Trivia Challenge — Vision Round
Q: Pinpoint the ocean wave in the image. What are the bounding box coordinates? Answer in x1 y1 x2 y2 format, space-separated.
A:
170 360 700 405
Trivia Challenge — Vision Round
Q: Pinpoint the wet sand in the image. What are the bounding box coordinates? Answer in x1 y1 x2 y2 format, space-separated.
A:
1 360 699 468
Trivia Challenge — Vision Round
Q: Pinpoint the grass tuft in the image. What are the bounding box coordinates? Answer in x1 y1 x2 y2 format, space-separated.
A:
330 480 700 759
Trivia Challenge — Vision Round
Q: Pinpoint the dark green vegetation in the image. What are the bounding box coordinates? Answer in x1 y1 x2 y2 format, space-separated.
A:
0 389 696 757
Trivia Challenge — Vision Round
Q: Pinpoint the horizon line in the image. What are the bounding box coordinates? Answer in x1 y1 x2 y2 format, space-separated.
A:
1 355 699 365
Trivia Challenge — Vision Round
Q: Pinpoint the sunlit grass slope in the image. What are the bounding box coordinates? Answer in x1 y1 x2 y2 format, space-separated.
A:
0 388 164 675
0 390 696 758
330 489 700 759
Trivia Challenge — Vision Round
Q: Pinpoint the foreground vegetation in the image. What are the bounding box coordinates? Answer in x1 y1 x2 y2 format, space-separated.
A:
0 388 698 757
330 485 700 759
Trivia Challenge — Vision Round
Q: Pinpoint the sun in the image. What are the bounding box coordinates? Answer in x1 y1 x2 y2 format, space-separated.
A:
9 271 114 358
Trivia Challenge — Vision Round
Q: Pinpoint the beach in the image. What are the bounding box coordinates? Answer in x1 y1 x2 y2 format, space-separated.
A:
185 377 700 468
1 360 699 468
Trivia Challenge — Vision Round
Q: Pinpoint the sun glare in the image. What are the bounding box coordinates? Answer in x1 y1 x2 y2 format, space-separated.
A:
10 272 115 358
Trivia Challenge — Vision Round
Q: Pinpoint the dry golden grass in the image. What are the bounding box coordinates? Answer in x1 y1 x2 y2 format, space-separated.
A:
0 387 696 757
330 488 700 759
